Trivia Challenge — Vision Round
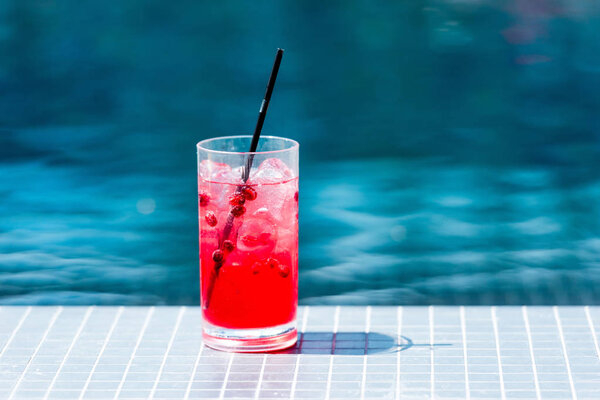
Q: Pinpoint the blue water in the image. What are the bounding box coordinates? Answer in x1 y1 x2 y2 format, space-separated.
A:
2 1 600 305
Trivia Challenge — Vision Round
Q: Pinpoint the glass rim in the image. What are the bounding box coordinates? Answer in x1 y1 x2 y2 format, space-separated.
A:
197 135 299 155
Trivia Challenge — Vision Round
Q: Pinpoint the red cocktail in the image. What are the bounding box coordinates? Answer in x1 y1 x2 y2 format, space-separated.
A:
197 136 298 352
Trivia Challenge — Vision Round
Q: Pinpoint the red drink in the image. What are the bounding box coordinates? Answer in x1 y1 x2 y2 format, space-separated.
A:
197 136 299 352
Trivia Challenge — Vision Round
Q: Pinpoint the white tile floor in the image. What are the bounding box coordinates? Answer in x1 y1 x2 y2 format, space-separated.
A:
0 306 598 399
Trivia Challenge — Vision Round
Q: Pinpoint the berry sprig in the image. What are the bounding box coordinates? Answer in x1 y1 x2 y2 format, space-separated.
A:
205 185 257 270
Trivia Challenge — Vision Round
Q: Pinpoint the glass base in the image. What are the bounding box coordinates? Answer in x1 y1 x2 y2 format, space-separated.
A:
202 320 297 352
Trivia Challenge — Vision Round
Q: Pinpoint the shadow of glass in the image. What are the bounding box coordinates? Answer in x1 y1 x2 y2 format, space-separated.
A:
273 332 453 355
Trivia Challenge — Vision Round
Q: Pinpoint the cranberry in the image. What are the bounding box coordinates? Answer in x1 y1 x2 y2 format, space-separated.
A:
229 193 246 206
251 261 262 275
230 205 246 217
212 249 224 263
199 192 210 207
294 191 298 202
222 240 235 253
278 264 290 278
205 211 217 227
267 257 279 269
242 186 257 201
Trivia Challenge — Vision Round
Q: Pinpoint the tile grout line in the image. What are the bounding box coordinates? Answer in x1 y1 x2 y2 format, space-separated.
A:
9 305 598 398
360 306 371 400
253 354 267 400
184 341 205 400
0 306 32 358
44 307 94 400
113 306 155 400
8 306 62 400
218 351 234 400
429 306 434 400
584 306 600 360
79 307 124 400
324 305 340 400
149 307 186 399
395 306 403 400
522 306 541 400
290 306 310 400
491 306 506 400
460 306 470 400
553 306 577 400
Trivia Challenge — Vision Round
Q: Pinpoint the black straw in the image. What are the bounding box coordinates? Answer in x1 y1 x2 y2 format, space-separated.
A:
204 48 284 310
243 48 284 182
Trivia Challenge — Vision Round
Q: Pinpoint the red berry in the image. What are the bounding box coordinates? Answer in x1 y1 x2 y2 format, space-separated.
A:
205 211 217 227
222 240 235 253
278 264 290 278
199 192 210 207
294 191 298 202
267 257 279 269
251 261 262 275
230 205 246 217
229 193 246 206
212 249 224 263
242 186 257 201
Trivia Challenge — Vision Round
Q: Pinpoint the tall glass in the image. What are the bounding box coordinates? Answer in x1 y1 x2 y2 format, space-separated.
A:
197 135 299 352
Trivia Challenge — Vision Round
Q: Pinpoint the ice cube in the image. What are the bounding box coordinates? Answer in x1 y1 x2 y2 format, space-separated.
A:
230 166 245 183
250 158 294 184
245 177 298 224
236 208 277 256
198 160 242 183
199 160 229 180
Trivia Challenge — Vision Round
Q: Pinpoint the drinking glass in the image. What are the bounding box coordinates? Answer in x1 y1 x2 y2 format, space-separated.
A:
197 135 299 352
